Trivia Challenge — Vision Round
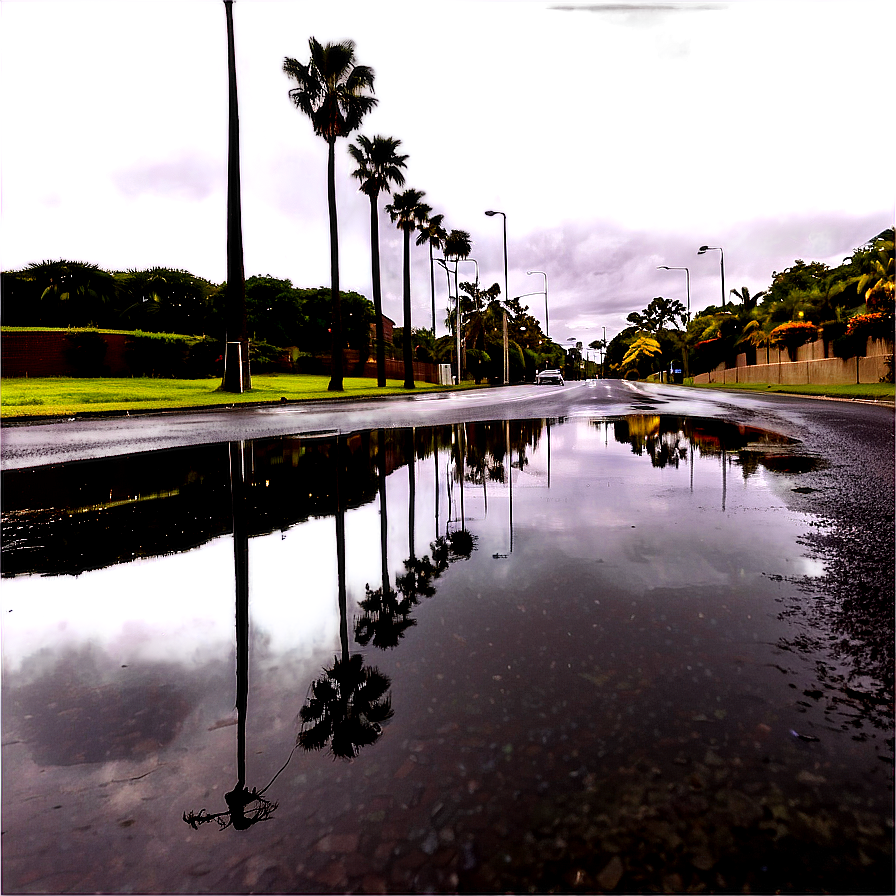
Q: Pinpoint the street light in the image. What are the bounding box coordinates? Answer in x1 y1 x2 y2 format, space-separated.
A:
657 265 691 322
485 210 509 385
697 245 725 307
526 270 549 338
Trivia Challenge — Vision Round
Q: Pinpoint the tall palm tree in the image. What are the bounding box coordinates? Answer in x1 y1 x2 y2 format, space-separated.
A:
222 1 250 393
348 135 408 387
284 39 376 392
416 213 447 334
443 229 472 382
444 229 473 304
385 189 431 389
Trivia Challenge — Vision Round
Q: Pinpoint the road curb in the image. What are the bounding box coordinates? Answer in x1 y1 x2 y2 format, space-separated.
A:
0 384 493 427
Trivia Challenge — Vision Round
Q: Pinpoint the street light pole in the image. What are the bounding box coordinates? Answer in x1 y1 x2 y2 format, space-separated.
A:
657 265 691 322
526 270 548 339
485 210 509 385
697 246 725 307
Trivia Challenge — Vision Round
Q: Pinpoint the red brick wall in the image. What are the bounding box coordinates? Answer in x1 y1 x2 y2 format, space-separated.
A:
312 350 439 384
1 331 131 377
2 331 440 383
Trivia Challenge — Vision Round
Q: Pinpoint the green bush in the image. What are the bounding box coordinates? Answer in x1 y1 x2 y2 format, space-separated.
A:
821 320 846 356
249 340 289 373
125 333 193 377
691 338 725 373
64 329 108 376
465 348 490 384
185 337 224 377
832 332 865 360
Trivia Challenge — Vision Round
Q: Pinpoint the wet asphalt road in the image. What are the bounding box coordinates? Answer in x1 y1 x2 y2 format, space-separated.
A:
1 379 892 471
6 380 890 652
1 381 892 893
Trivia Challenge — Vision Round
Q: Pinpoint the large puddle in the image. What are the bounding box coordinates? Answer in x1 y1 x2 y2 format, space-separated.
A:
1 416 892 893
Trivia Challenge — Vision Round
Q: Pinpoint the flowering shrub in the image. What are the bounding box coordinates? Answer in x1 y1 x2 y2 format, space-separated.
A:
769 321 818 361
769 321 818 347
845 312 894 342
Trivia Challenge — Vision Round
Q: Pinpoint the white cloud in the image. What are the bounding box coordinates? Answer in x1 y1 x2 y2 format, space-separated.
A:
2 0 892 340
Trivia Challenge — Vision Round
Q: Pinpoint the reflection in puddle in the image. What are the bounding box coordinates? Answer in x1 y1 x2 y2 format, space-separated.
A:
1 416 891 894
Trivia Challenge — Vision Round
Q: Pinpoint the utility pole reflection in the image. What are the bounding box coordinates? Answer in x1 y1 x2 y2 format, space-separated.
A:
183 440 285 831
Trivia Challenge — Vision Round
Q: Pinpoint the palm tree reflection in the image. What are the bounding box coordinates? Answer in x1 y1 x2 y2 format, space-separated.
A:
356 430 416 649
298 435 394 760
355 431 477 654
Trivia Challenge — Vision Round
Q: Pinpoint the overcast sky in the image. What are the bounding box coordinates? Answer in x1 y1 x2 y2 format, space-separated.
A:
2 0 893 345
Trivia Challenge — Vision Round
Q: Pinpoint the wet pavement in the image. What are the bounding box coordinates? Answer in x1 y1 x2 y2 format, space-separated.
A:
1 396 894 894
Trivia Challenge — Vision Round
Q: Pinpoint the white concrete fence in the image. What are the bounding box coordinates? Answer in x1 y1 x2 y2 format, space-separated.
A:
692 337 893 386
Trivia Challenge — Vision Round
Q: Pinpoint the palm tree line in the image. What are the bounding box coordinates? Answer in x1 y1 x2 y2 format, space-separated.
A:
281 35 557 391
4 21 557 391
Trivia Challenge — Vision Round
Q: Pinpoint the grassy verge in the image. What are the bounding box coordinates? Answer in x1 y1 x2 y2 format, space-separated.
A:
0 374 475 420
683 379 895 401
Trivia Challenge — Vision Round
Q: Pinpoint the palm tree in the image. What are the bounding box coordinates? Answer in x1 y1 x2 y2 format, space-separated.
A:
416 213 447 334
443 229 472 381
739 319 773 365
385 189 431 389
25 260 116 327
348 135 408 387
459 279 502 353
853 238 894 312
283 39 376 392
443 229 472 304
222 1 250 393
729 285 767 312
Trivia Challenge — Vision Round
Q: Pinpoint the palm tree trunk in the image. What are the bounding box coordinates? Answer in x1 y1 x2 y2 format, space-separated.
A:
335 436 349 660
408 428 416 562
454 264 462 382
228 441 250 789
402 228 414 389
378 430 389 595
369 197 387 387
222 0 250 393
429 245 436 335
327 137 344 392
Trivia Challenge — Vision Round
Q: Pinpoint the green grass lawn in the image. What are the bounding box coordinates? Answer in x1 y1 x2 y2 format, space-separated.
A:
4 375 891 421
684 380 895 401
0 374 468 420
